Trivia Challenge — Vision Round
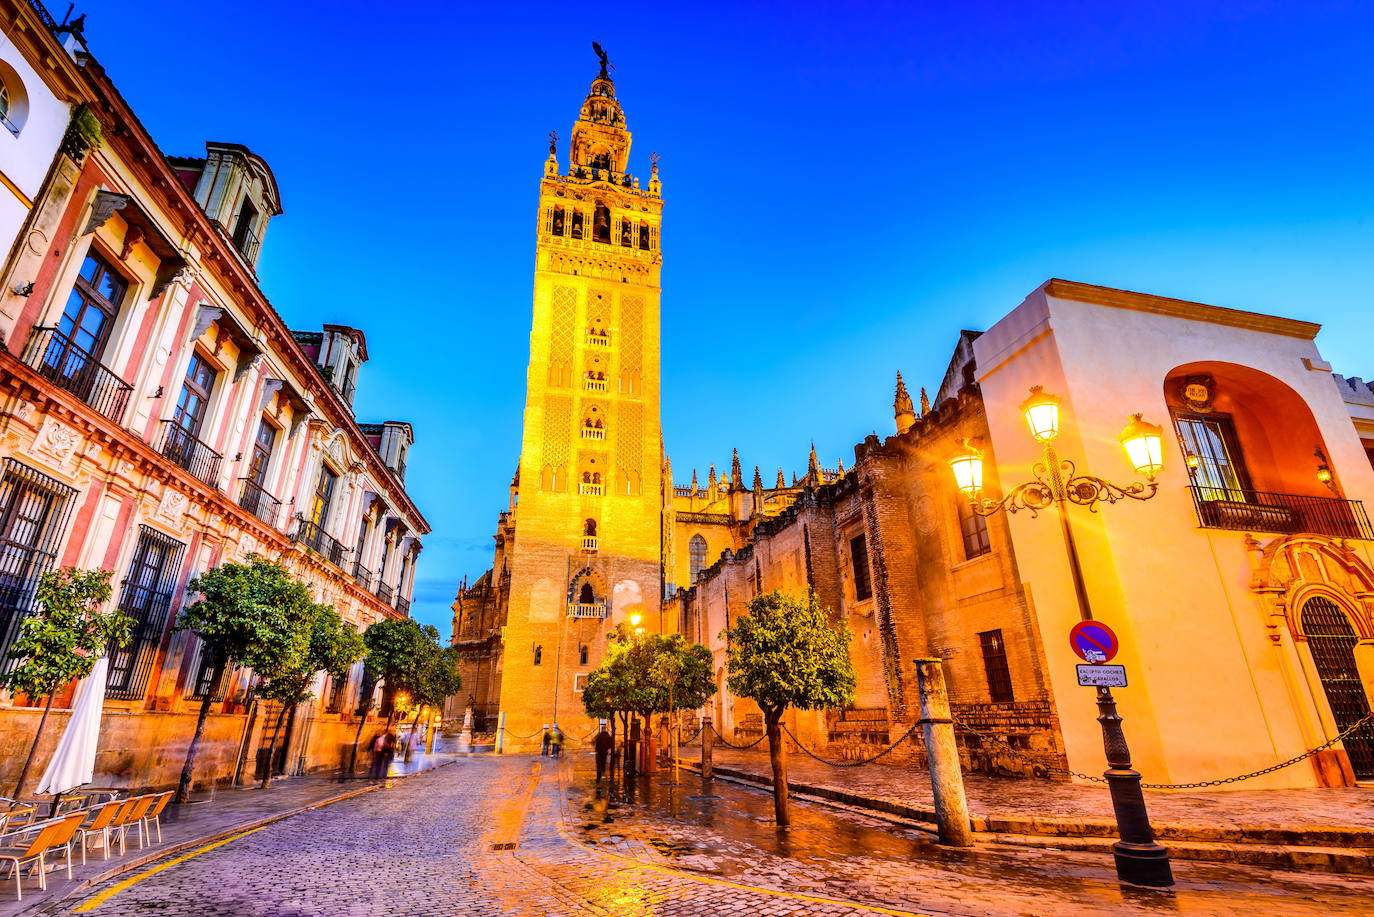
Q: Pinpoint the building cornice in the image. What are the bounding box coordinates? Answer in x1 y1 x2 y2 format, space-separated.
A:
1044 278 1321 341
0 0 94 105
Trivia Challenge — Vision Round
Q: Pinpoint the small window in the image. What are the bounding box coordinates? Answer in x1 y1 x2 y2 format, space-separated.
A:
689 534 708 582
0 65 26 136
958 500 991 560
849 534 872 601
578 582 595 604
1173 412 1249 500
578 645 589 666
638 222 650 251
574 673 588 692
551 206 565 236
310 466 338 530
583 519 597 537
533 645 543 666
979 629 1014 704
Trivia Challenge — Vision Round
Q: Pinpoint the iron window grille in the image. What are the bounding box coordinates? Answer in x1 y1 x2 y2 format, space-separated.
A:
185 639 232 702
106 525 187 700
978 629 1015 704
0 460 77 667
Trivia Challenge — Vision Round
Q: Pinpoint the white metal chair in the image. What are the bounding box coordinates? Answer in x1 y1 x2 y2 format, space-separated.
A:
0 813 85 900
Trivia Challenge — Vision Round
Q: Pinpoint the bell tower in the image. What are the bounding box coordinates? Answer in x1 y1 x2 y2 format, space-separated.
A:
498 47 665 745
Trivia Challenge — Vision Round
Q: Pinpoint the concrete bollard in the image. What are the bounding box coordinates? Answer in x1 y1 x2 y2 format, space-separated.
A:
701 715 714 779
495 711 506 755
915 657 974 847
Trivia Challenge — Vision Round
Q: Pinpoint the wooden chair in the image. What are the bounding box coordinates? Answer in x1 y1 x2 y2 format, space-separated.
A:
140 792 173 845
74 799 127 864
114 795 156 851
0 813 85 900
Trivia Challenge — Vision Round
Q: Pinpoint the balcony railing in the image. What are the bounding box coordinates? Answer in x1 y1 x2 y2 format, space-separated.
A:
567 602 608 619
395 595 411 615
291 518 349 567
23 327 133 424
585 332 611 348
581 536 598 553
584 378 607 392
1187 486 1374 540
578 483 604 496
581 427 606 440
375 580 394 605
237 478 282 528
351 560 373 591
232 225 261 265
158 421 222 486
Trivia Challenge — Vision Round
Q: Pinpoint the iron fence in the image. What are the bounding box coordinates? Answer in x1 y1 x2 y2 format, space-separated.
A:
237 478 282 528
158 421 222 486
1187 486 1374 540
292 518 349 568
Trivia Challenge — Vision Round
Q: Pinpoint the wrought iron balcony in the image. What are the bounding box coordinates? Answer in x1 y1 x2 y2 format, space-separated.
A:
23 327 133 424
567 602 608 619
351 560 374 591
232 225 261 265
581 427 606 440
585 332 611 348
237 478 282 528
581 536 598 553
158 421 222 486
1187 486 1374 540
578 483 604 496
375 580 394 605
291 518 349 567
584 377 607 392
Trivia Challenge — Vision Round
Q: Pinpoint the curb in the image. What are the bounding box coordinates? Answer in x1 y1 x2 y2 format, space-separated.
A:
678 759 1374 875
25 760 456 916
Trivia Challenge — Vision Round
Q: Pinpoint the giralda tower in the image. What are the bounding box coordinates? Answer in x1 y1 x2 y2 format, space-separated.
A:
496 50 665 743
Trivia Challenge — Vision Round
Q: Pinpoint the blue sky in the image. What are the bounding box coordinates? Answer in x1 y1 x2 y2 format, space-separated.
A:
80 0 1374 635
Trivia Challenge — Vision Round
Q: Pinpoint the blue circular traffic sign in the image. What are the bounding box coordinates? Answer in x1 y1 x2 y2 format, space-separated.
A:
1069 620 1119 664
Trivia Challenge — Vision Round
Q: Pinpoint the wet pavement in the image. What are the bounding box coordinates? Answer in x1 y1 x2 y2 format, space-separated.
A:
697 744 1374 834
54 753 1374 916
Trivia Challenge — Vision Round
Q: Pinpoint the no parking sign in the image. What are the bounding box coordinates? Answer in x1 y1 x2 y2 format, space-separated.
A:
1069 620 1119 664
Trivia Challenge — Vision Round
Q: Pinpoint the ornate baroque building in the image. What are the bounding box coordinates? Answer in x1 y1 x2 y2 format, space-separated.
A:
0 1 427 791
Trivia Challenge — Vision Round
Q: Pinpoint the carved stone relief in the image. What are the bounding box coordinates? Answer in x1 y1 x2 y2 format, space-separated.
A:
30 417 81 467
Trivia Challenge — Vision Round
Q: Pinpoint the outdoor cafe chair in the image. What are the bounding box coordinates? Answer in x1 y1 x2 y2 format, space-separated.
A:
73 799 128 865
114 795 156 851
140 792 172 845
0 813 85 900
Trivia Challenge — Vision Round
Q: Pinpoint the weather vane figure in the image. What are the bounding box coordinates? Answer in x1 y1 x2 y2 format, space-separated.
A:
592 41 613 80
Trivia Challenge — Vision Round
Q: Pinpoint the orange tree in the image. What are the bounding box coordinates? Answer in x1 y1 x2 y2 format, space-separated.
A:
724 590 854 826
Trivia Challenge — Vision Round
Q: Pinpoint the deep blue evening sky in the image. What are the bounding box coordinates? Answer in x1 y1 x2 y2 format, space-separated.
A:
79 1 1374 634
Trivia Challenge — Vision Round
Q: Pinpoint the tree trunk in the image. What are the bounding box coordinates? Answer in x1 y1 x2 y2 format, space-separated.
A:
348 704 371 776
13 693 56 799
176 661 224 804
232 692 260 786
641 710 657 774
764 707 790 826
260 699 295 789
404 707 422 763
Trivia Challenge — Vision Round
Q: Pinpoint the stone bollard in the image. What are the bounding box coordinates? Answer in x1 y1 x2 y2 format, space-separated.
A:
701 715 714 780
915 657 974 847
495 711 506 755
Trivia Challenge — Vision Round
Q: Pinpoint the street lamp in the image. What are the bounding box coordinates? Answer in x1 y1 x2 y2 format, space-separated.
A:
951 387 1174 888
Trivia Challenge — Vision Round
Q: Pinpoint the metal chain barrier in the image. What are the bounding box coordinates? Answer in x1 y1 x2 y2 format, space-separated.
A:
678 727 703 746
951 711 1374 790
781 722 922 768
708 723 768 749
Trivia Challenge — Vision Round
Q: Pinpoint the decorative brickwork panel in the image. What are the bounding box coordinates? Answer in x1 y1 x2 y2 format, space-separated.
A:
621 294 644 376
542 394 572 469
549 286 576 385
617 402 642 475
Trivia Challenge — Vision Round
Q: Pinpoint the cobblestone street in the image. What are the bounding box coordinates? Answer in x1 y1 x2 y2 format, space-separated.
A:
54 754 1374 915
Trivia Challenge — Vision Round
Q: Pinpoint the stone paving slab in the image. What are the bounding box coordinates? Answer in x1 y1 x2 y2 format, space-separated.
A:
0 753 455 916
686 747 1374 843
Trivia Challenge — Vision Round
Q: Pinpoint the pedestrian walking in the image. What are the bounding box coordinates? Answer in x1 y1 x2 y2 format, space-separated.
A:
540 724 551 756
368 730 393 780
379 730 397 778
593 723 614 780
549 724 563 758
626 716 641 776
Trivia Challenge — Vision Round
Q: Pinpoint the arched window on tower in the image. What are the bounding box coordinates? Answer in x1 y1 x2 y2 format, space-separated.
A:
571 210 584 240
620 219 632 247
533 645 543 666
638 222 651 251
583 519 597 536
689 534 708 582
579 645 589 666
593 202 611 243
551 206 565 236
579 582 595 604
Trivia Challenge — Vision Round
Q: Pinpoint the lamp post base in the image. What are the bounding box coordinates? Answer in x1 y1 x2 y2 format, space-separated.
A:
1112 841 1175 888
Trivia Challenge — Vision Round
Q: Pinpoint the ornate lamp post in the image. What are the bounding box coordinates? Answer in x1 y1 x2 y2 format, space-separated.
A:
950 386 1174 888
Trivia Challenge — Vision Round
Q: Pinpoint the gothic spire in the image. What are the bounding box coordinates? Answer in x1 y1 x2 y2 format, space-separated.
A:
776 468 787 489
894 370 916 435
731 448 743 487
920 386 931 415
837 458 845 476
690 468 699 492
807 442 821 483
752 465 763 492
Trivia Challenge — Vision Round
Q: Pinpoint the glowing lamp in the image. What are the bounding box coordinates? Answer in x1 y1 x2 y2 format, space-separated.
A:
1316 464 1333 485
628 613 642 627
1119 414 1164 480
948 441 985 498
1019 386 1061 443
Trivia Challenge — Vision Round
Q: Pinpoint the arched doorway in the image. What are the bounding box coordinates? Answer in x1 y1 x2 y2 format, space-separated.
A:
1301 597 1374 778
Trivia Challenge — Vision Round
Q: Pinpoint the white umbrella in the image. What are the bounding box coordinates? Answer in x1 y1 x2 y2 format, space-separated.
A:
36 655 108 796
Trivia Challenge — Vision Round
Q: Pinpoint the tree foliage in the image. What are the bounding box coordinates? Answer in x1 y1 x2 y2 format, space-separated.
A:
362 618 458 713
178 557 317 677
255 604 365 706
724 589 855 719
582 628 715 720
0 568 131 700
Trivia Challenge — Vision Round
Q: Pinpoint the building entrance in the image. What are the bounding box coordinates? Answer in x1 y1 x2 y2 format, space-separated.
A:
1301 596 1374 779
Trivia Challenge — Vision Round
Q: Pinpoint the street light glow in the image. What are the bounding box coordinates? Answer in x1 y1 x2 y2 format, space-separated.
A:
948 441 985 498
1018 386 1061 442
1119 413 1165 480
